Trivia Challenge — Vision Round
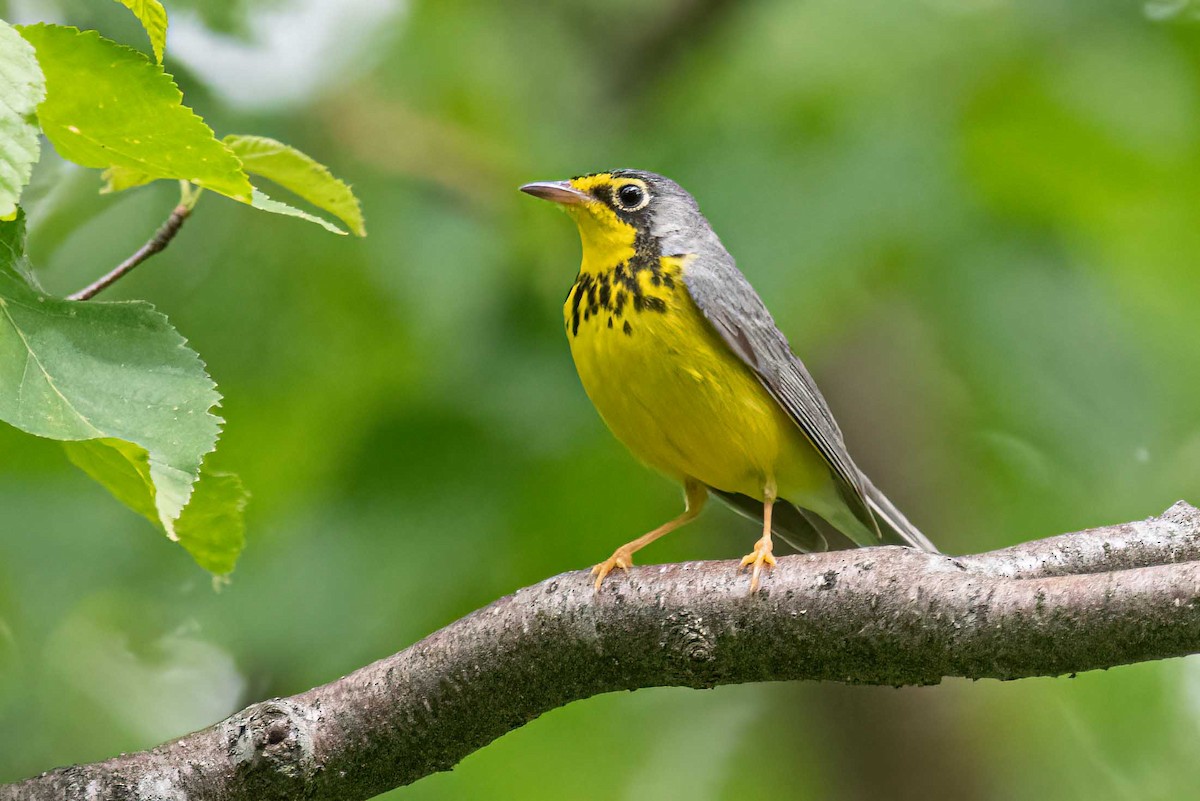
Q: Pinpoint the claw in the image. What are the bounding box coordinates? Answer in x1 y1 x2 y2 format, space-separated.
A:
588 482 709 592
591 548 634 590
740 535 776 593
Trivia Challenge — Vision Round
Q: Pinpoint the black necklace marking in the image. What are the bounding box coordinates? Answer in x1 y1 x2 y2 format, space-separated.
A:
566 229 674 337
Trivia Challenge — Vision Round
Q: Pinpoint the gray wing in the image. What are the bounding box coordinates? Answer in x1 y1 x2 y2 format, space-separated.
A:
683 251 936 552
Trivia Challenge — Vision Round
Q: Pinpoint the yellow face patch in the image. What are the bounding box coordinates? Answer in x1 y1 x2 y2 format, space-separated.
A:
563 174 636 273
568 173 615 195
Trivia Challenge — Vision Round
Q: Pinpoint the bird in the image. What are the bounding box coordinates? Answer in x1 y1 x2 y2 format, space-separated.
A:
521 170 937 592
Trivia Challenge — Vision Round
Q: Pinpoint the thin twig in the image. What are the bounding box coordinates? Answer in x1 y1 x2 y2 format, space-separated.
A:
2 502 1198 801
68 182 201 301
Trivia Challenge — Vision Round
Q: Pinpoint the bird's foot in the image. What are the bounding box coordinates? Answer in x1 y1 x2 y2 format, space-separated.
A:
591 548 634 590
739 535 776 593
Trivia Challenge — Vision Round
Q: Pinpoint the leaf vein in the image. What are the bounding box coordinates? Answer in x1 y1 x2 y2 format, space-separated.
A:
0 300 104 436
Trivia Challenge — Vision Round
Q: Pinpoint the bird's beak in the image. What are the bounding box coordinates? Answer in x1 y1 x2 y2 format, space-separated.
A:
519 180 590 206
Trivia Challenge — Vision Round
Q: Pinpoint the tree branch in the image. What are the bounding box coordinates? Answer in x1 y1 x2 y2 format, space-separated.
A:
5 501 1199 801
67 189 195 301
956 500 1200 577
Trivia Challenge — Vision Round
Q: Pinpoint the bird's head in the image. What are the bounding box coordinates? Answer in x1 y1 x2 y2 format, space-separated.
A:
521 170 717 269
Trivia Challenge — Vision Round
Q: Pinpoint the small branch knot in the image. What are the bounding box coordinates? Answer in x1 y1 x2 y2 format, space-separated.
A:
662 611 719 686
225 700 315 782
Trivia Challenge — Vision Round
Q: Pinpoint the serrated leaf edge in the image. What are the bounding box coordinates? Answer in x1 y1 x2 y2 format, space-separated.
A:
16 24 252 202
224 134 366 236
111 0 168 63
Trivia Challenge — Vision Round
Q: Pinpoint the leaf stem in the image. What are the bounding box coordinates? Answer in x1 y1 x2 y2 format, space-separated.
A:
178 180 204 211
68 183 199 302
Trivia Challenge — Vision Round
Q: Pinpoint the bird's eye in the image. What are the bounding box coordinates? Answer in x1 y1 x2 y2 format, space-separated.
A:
615 183 647 210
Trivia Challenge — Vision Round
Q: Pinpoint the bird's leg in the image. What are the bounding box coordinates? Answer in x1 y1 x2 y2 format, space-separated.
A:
592 480 708 590
740 479 777 592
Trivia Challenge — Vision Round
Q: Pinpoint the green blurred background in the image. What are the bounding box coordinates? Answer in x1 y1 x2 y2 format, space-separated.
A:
4 0 1200 797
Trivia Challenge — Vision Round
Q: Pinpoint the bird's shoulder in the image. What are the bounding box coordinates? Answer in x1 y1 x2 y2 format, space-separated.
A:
679 250 803 381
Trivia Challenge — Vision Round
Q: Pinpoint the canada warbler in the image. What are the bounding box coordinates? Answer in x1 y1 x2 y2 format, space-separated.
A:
521 170 937 591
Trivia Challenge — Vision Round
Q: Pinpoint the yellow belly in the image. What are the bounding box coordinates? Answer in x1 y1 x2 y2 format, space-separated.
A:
566 264 829 502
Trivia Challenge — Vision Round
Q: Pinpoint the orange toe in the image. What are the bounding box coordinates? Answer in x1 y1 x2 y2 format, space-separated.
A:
591 548 634 590
739 535 776 593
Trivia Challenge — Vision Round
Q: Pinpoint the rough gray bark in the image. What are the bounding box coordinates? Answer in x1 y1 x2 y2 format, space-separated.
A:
4 501 1200 801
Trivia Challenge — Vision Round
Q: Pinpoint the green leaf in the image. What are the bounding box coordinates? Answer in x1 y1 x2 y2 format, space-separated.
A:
0 213 222 543
226 135 366 236
0 20 46 221
111 0 168 63
16 24 251 201
64 439 248 574
250 188 348 235
175 471 248 575
62 438 159 524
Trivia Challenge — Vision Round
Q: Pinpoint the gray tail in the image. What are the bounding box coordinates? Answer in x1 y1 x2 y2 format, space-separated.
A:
860 474 939 553
712 482 937 555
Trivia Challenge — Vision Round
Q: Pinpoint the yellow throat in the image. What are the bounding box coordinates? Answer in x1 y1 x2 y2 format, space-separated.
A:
556 173 682 339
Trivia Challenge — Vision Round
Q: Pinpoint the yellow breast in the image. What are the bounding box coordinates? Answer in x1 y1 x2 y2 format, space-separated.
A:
565 256 825 500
